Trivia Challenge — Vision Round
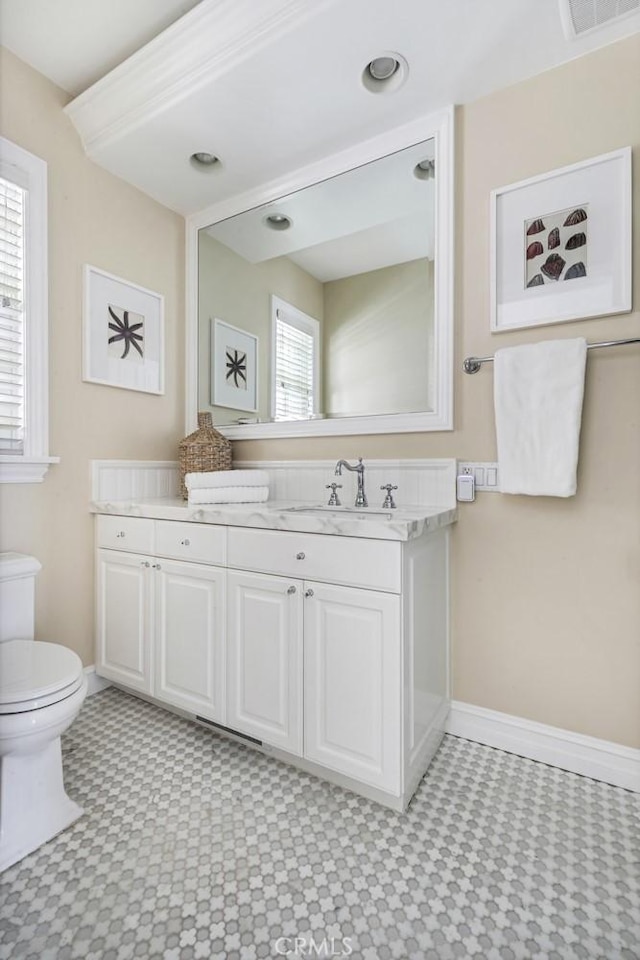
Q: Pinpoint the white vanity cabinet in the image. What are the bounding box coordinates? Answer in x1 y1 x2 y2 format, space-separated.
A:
95 509 451 811
96 516 226 719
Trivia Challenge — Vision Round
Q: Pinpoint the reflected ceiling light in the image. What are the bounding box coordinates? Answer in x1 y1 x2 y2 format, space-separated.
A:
361 52 408 94
189 152 220 170
413 159 435 180
264 213 292 231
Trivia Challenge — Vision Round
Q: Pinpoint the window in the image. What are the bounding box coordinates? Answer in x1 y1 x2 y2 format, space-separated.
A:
271 296 320 421
0 176 24 452
0 137 56 482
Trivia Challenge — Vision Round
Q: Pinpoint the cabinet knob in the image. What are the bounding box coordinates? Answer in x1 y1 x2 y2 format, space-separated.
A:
296 552 305 560
287 585 297 595
141 561 150 568
180 538 190 546
116 531 126 538
304 588 314 598
152 563 162 570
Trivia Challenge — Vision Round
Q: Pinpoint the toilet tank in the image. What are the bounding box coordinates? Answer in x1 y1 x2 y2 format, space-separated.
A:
0 553 41 642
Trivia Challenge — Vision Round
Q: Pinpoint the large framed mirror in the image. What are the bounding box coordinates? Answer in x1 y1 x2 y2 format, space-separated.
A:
186 107 454 438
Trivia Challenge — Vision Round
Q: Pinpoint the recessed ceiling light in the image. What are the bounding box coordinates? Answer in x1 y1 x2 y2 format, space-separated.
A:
264 213 292 231
368 56 399 81
189 152 220 170
413 159 435 180
361 52 408 94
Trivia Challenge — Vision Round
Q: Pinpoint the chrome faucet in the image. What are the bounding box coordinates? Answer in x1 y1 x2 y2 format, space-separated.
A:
334 458 367 507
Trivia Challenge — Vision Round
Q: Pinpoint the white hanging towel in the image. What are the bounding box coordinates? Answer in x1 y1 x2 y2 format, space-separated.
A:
494 337 587 497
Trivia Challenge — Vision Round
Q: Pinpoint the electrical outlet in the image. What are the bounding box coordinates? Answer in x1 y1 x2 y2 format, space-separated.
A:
457 462 500 492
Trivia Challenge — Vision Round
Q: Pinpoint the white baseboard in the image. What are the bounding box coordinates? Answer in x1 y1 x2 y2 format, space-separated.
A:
84 666 111 696
447 700 640 793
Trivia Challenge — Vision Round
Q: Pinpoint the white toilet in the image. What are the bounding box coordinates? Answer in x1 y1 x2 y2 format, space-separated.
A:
0 553 87 871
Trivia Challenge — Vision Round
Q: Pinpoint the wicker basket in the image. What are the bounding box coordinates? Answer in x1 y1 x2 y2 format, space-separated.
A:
178 412 233 499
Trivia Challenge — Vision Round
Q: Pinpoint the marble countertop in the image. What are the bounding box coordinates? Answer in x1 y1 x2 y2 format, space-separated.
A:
91 497 457 542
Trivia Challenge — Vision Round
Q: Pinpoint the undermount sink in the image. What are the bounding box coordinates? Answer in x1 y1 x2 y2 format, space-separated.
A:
283 505 396 520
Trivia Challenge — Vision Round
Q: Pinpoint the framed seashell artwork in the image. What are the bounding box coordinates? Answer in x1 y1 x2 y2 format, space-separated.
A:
525 208 586 287
490 147 632 331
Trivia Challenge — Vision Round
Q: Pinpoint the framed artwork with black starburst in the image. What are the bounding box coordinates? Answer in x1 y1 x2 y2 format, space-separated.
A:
83 265 164 394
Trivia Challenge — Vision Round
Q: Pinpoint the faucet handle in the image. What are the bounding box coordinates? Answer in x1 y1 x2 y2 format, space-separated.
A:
380 484 398 509
325 482 342 506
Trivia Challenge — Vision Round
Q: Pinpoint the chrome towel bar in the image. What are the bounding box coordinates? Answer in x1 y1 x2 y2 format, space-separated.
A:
463 337 640 374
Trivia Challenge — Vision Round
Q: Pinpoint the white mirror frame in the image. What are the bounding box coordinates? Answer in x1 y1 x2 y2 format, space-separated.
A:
185 105 454 438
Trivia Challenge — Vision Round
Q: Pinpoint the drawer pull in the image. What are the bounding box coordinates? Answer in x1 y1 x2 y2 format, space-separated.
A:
180 538 191 546
304 588 314 598
296 552 305 560
287 585 297 595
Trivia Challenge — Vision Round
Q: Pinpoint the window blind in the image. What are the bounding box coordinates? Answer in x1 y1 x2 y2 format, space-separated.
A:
274 312 314 421
0 176 25 454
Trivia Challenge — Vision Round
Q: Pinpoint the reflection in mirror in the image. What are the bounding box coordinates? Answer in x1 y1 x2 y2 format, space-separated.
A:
198 138 435 427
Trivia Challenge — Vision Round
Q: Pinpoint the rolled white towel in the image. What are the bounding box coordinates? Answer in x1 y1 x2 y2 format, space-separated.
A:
185 469 269 491
188 486 269 505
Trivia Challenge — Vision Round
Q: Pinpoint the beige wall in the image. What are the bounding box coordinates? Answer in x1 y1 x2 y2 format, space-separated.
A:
323 259 434 416
198 232 323 421
0 49 185 665
233 35 640 749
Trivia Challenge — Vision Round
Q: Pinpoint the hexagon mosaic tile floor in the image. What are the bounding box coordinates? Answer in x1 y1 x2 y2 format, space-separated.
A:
1 687 638 960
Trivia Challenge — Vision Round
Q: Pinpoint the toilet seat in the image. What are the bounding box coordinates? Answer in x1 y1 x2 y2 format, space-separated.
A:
0 640 84 714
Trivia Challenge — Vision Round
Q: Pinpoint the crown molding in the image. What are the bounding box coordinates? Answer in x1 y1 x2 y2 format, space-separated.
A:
64 0 332 156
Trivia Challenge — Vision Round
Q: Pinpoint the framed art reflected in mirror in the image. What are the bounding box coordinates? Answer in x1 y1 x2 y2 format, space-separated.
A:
211 319 258 413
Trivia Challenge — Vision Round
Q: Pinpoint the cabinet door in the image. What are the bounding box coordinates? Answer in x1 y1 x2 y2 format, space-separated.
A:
304 583 401 793
96 549 152 693
227 570 303 754
155 559 226 721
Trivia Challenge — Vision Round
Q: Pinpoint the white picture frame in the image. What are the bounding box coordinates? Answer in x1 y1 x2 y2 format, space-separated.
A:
211 318 258 412
83 265 164 393
490 147 632 332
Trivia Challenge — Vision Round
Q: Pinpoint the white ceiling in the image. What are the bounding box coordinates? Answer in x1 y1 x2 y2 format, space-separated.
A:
1 0 638 218
0 0 203 96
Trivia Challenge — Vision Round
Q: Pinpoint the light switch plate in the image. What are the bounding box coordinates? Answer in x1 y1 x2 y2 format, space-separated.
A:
457 461 500 492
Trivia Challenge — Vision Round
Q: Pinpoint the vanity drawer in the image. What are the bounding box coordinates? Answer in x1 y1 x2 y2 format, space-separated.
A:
96 515 154 554
155 520 226 565
227 528 401 593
